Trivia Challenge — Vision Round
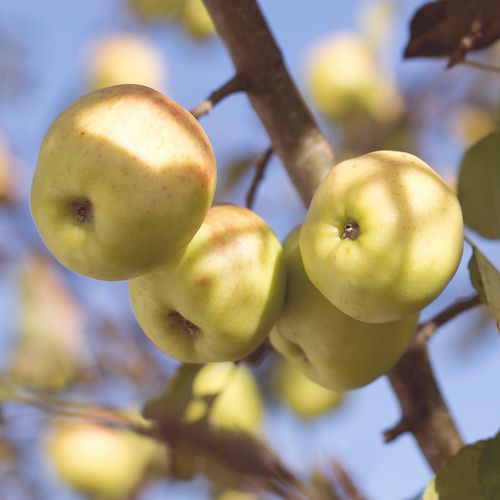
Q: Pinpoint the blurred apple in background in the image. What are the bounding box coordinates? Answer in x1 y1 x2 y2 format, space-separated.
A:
46 420 161 498
275 358 343 419
87 33 166 90
185 362 263 434
305 32 403 123
9 253 88 390
449 105 497 147
215 489 260 500
181 0 216 39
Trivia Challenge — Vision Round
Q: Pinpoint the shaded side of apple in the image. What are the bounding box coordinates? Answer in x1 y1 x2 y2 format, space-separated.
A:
271 227 418 391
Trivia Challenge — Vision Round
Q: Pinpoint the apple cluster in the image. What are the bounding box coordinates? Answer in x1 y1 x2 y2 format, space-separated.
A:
31 84 463 393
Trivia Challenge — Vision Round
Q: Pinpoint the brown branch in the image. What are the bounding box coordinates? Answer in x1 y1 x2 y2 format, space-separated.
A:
202 0 474 476
416 294 481 343
191 74 247 119
245 146 273 209
203 0 334 206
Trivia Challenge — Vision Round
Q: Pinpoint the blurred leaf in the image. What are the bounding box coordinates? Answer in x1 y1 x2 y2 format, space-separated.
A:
404 0 500 67
9 253 87 389
217 154 257 199
458 131 500 239
468 245 500 332
479 431 500 499
310 470 341 500
0 133 17 205
423 439 489 499
143 364 202 421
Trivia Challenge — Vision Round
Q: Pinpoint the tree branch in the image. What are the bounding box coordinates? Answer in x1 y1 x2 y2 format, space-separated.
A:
203 0 474 476
245 147 273 209
191 74 247 119
203 0 334 206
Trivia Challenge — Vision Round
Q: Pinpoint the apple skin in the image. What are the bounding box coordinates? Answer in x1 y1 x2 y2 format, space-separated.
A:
88 34 166 90
129 204 286 363
275 358 343 419
31 84 216 281
185 362 263 433
270 227 418 391
300 151 463 323
46 421 160 498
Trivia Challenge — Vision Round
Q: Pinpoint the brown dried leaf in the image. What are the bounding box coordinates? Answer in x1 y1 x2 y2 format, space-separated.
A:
404 0 500 67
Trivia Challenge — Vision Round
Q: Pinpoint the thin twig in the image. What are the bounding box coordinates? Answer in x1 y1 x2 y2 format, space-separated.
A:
460 59 500 75
191 74 247 119
245 147 273 209
332 460 366 500
417 294 482 343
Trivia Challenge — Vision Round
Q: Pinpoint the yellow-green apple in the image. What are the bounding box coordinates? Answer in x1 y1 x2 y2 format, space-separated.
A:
31 84 216 280
300 151 463 323
275 358 343 419
46 420 160 498
306 32 403 122
87 34 166 90
129 204 286 362
457 131 500 239
271 227 418 391
184 362 263 433
182 0 216 39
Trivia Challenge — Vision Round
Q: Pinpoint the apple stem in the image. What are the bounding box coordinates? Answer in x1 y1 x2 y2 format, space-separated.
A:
341 221 359 240
71 199 93 224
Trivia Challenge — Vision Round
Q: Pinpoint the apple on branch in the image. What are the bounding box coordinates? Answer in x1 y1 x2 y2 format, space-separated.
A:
128 204 286 363
301 150 463 323
271 227 418 391
31 84 216 281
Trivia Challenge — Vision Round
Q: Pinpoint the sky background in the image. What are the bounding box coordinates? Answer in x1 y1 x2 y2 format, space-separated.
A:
0 1 499 499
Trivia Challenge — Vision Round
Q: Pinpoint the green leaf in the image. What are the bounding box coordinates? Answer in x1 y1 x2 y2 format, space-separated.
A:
143 363 202 421
458 132 500 240
423 440 489 499
468 245 500 333
478 431 500 500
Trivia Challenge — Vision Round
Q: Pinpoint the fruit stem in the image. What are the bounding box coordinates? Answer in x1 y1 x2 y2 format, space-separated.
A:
169 311 200 337
341 221 359 240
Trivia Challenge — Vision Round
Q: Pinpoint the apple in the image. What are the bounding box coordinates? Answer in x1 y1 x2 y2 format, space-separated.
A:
306 32 403 122
31 84 216 280
215 490 260 500
87 34 166 91
270 227 418 391
181 0 216 39
46 420 160 498
185 362 263 433
300 151 463 323
129 204 286 362
275 358 343 419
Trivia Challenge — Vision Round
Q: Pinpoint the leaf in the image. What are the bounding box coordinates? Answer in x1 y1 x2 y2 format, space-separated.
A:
143 363 202 421
479 431 500 499
404 0 500 67
468 245 500 332
423 440 489 499
458 132 500 240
